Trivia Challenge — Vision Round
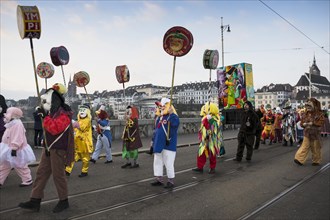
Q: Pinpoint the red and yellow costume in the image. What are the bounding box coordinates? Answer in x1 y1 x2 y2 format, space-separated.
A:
261 104 275 145
193 102 221 173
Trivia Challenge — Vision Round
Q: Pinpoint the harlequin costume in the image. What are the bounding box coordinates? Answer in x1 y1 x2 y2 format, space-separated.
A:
0 107 36 188
192 102 221 174
65 104 93 177
261 104 275 145
121 105 142 168
19 83 75 213
282 102 296 146
273 107 283 144
151 98 180 188
294 98 325 166
90 105 113 164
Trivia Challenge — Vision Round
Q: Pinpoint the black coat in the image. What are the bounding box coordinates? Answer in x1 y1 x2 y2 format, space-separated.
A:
239 109 259 135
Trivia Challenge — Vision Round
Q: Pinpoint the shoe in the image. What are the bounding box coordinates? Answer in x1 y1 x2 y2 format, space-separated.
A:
53 199 69 213
130 164 139 168
261 140 266 144
65 171 71 176
90 159 96 164
269 141 272 145
164 182 174 189
18 198 41 212
150 180 163 186
78 172 88 177
192 168 203 173
104 160 113 164
294 159 303 166
246 158 251 163
19 180 33 187
121 162 131 168
208 168 215 174
146 151 153 155
233 158 242 162
312 163 320 166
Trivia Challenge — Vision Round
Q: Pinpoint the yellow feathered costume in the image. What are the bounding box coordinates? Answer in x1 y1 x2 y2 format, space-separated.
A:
198 102 221 157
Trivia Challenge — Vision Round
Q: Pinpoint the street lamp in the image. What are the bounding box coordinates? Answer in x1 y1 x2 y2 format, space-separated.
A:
221 17 231 67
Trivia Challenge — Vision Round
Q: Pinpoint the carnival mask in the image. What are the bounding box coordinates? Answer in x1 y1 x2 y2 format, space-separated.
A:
40 89 53 112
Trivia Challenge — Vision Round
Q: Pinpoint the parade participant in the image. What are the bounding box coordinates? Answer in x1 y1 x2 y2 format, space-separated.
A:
254 105 264 150
19 83 75 213
0 107 36 188
121 105 142 168
147 101 162 155
218 109 226 157
282 102 296 146
33 107 43 148
233 101 259 162
0 94 8 142
320 107 330 137
192 102 221 174
261 104 275 145
294 98 325 166
90 105 113 164
295 104 305 146
273 107 283 144
65 104 93 177
151 98 179 188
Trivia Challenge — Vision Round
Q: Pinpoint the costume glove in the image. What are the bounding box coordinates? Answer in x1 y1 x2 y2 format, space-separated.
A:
36 106 47 118
11 150 17 157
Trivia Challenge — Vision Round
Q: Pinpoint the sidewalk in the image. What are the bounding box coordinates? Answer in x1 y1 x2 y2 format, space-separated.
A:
29 129 238 167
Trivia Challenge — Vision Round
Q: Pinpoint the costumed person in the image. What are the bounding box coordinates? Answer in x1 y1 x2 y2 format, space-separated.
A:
217 109 226 157
320 107 330 137
147 101 162 155
151 98 179 188
65 104 93 177
282 101 296 146
233 101 259 162
254 105 264 150
273 107 283 144
294 98 325 166
261 104 275 145
192 102 221 174
33 106 43 148
295 104 305 147
19 83 75 213
90 105 113 164
0 94 8 142
0 107 36 188
121 105 142 168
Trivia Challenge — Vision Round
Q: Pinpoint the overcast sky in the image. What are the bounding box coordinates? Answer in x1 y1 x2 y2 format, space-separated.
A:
1 0 329 100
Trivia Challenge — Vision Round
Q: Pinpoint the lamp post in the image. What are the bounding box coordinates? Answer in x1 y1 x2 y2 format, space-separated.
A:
221 17 231 67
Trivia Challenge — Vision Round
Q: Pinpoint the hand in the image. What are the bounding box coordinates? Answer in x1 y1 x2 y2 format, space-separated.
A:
206 115 212 120
36 106 46 118
11 150 17 157
246 121 251 127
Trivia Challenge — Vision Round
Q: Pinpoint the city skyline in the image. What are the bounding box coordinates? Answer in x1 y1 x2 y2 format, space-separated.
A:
1 1 329 100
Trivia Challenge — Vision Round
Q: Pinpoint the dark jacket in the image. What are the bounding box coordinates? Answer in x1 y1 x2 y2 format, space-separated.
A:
239 101 259 135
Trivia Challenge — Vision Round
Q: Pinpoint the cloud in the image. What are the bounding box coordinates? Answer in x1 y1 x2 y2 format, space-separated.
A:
0 0 17 17
135 2 166 22
67 14 83 25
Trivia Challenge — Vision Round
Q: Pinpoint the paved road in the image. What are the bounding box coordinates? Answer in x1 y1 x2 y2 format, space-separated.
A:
0 130 329 220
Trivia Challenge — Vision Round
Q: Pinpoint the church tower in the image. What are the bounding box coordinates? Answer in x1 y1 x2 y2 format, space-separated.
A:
67 75 77 98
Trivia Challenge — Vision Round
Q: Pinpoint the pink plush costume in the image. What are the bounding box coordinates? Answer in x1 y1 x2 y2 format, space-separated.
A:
0 107 36 187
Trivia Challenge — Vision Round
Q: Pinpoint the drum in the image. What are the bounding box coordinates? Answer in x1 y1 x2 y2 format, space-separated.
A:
163 26 193 57
17 5 41 39
115 65 130 83
203 49 219 69
50 46 70 66
73 71 90 87
36 62 54 78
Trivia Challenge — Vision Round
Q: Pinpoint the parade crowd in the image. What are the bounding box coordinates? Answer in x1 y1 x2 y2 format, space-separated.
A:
0 86 329 213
